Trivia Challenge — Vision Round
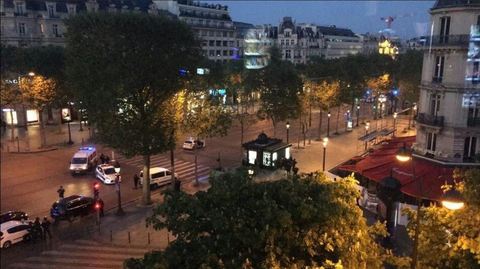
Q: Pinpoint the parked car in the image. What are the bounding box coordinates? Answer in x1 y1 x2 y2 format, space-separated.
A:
0 211 28 224
95 164 120 184
139 167 178 189
50 195 96 223
182 137 205 150
1 220 32 248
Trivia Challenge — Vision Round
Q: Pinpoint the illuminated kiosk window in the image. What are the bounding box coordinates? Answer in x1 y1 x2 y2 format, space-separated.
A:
285 147 291 159
263 152 271 167
272 152 278 162
26 109 38 122
2 109 18 125
248 150 257 165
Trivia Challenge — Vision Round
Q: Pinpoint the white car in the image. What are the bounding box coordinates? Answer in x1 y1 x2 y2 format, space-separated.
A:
95 164 120 184
1 220 32 248
182 137 205 150
70 146 98 175
139 167 178 189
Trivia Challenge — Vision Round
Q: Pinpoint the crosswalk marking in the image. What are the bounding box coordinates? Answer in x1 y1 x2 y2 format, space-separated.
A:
115 153 211 183
9 239 156 269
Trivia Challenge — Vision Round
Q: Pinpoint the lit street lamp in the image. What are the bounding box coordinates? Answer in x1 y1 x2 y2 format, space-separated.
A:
364 122 370 151
441 189 465 211
356 105 360 127
322 137 328 172
114 161 124 216
393 112 398 137
286 121 290 143
327 112 331 137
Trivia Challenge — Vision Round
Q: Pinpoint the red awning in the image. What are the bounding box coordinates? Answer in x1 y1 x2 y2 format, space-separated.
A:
336 136 456 201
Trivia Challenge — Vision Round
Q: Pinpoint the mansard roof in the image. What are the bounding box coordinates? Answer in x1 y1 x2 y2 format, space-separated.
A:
431 0 480 10
317 25 356 37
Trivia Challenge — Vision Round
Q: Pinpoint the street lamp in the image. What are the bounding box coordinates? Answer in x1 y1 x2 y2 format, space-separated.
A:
441 189 465 211
356 105 360 127
395 145 420 269
66 102 74 145
286 121 290 143
327 112 331 137
114 161 124 216
393 112 398 137
322 137 328 172
364 122 370 151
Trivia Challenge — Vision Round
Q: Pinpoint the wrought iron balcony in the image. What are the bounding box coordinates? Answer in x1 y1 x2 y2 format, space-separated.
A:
423 35 470 48
416 113 444 127
467 117 480 127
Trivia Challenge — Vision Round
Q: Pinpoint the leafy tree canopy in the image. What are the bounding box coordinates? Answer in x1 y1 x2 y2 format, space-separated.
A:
137 172 396 269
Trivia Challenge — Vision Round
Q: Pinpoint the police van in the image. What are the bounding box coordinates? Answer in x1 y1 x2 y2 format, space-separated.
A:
69 146 98 175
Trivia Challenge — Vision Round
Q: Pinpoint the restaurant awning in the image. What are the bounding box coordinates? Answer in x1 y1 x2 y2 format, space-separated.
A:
337 136 456 201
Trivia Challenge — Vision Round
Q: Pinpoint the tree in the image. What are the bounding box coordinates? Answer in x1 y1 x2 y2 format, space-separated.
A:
136 171 398 269
402 169 480 269
258 47 303 137
65 12 201 205
19 75 58 147
0 77 22 139
305 80 340 139
396 50 423 107
178 90 232 185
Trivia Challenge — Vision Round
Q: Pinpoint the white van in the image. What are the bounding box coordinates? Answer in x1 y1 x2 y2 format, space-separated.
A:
69 146 98 175
139 167 178 189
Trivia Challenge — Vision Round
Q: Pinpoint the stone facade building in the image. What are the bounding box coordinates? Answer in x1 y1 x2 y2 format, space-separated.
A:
414 0 480 163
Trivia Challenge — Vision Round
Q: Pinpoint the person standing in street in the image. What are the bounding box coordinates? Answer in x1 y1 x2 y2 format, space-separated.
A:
57 186 65 198
33 217 42 242
100 153 106 164
98 198 104 217
41 217 52 240
133 173 139 189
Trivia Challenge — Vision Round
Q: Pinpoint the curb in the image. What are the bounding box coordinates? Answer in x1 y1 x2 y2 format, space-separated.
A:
8 147 58 154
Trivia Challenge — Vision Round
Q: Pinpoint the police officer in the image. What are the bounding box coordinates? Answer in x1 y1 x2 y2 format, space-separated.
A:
57 186 65 198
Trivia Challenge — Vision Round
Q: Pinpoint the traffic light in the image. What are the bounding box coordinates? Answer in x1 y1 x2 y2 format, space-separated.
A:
95 202 101 211
93 182 100 200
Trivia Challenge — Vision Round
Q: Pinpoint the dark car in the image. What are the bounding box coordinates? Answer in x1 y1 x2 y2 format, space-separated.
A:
0 211 28 224
50 195 95 222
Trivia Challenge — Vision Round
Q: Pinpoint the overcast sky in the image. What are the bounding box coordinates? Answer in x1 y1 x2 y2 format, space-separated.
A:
208 1 435 38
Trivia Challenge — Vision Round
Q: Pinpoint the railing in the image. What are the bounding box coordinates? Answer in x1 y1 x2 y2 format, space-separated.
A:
416 113 444 127
467 117 480 127
423 35 470 47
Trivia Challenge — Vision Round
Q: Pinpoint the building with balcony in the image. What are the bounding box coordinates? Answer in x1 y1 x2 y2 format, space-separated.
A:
414 0 480 163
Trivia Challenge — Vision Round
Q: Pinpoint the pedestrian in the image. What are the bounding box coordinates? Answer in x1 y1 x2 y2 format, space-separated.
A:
41 217 52 239
133 173 139 189
33 217 42 242
105 155 110 164
57 186 65 198
98 198 104 217
100 153 106 164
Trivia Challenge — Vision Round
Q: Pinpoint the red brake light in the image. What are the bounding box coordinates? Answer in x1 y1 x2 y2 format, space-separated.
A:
94 183 100 190
95 203 100 210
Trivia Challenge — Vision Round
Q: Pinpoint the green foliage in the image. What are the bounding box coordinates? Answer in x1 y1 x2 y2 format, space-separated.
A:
65 12 201 157
138 171 394 269
403 169 480 269
258 46 303 135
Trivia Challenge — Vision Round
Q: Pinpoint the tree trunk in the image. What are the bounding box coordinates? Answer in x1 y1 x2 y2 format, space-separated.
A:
142 154 151 205
335 105 341 135
318 110 323 140
10 109 15 142
57 109 63 134
170 148 176 190
194 148 199 186
240 118 244 147
271 118 276 138
39 109 47 148
309 103 312 128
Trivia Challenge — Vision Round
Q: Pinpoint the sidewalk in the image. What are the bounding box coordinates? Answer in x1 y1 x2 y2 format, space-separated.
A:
0 121 92 153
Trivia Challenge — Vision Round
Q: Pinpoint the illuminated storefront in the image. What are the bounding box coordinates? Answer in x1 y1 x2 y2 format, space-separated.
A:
242 132 292 169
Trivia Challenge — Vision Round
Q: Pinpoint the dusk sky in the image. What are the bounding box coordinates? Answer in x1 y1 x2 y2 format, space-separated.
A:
209 1 436 38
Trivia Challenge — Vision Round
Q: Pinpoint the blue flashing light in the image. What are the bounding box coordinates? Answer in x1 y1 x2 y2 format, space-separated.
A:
393 90 398 96
79 146 95 151
179 68 187 77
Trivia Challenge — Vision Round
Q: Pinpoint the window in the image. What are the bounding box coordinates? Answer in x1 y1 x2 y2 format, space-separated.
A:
201 30 207 36
223 50 228 56
286 40 290 46
18 23 26 35
223 31 227 37
201 40 207 46
229 50 233 56
477 15 480 26
433 56 444 82
229 41 234 46
15 2 25 15
464 137 477 160
223 41 228 47
68 6 75 14
285 50 291 59
263 152 271 166
199 19 204 25
285 31 290 37
430 94 441 116
209 40 214 46
426 132 437 151
216 40 221 46
216 31 221 37
216 50 221 56
209 50 215 56
281 39 284 45
52 24 58 36
248 150 257 165
439 16 450 43
291 39 294 45
48 5 55 17
209 30 214 37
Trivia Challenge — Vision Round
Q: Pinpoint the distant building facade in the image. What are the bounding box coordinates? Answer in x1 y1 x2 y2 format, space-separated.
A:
414 0 480 163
